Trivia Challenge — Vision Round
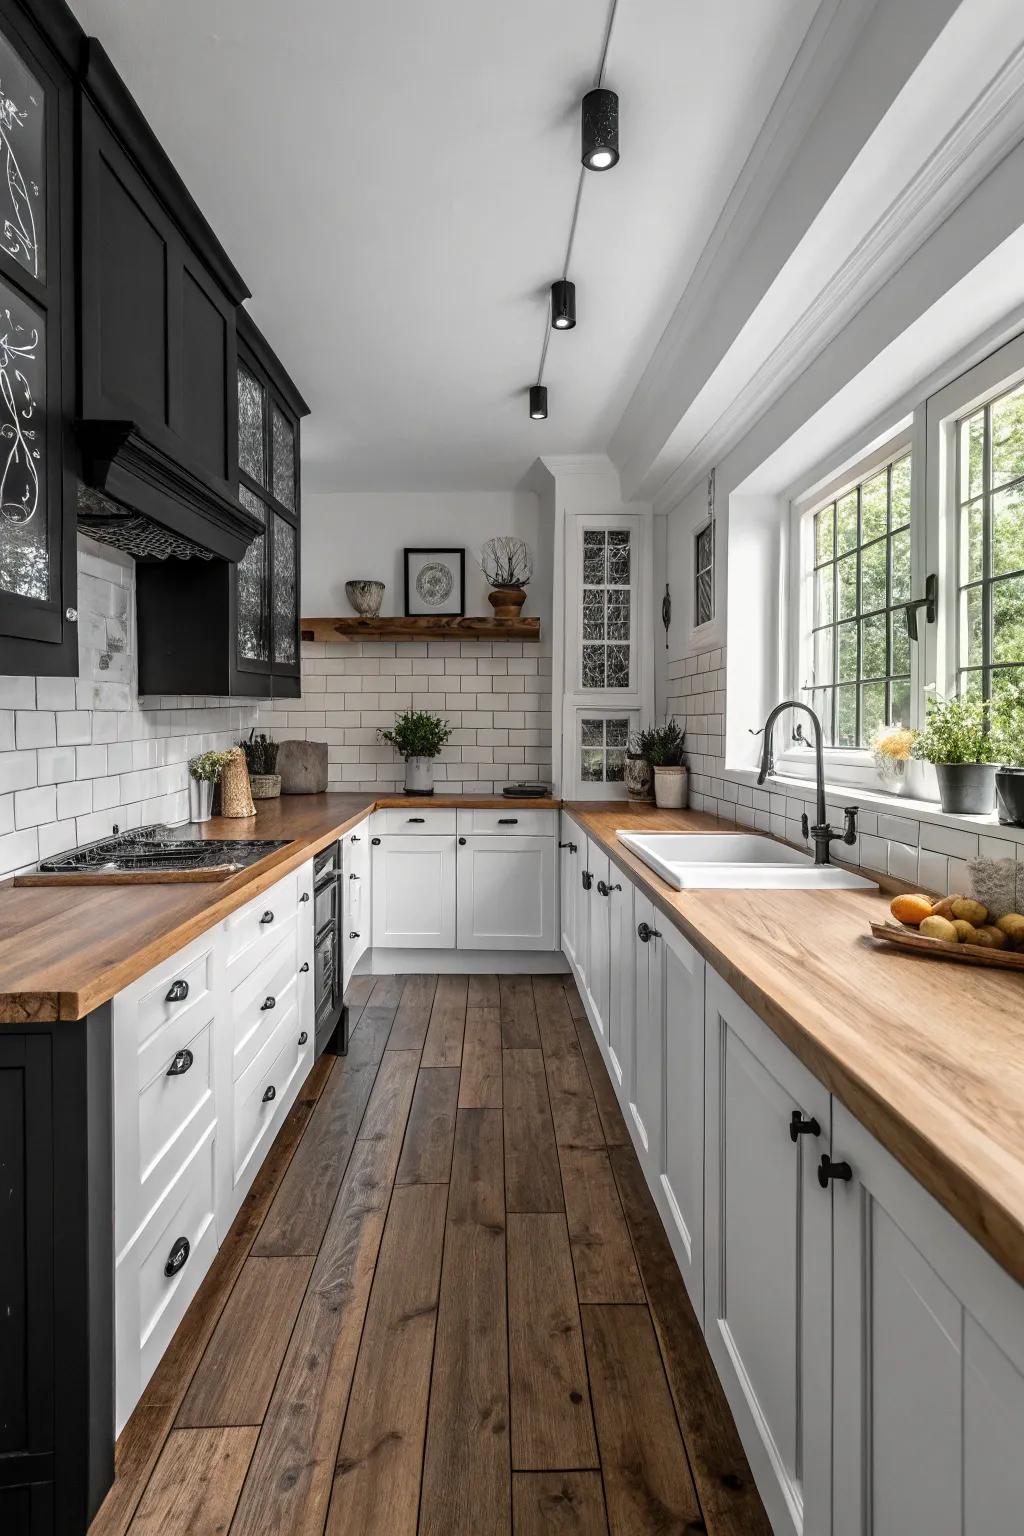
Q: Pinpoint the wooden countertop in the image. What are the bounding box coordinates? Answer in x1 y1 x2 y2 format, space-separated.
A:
566 802 1024 1290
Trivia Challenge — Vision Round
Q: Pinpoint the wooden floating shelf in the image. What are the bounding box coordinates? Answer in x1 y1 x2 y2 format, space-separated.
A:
301 615 542 644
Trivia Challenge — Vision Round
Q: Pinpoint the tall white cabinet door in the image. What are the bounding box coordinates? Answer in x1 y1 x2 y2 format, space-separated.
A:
606 871 634 1100
574 840 593 996
659 924 705 1324
631 891 664 1181
587 844 610 1036
456 835 556 950
831 1100 1024 1536
559 816 580 962
704 971 832 1536
371 835 456 948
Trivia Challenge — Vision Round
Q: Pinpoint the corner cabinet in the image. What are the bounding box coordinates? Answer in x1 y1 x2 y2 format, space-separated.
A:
0 0 77 676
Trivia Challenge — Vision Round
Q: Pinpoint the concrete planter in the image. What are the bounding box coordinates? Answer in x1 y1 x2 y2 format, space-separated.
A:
624 756 654 802
654 765 688 809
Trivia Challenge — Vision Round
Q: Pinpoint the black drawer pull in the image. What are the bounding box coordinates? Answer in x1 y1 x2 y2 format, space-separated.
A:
164 1236 190 1278
408 816 425 823
260 910 274 924
371 836 381 845
637 921 661 943
608 882 622 892
790 1111 821 1142
349 931 360 939
349 872 359 880
298 1031 308 1045
498 817 518 824
165 979 189 1003
558 840 577 852
261 996 276 1011
300 892 310 903
817 1154 853 1188
581 870 593 890
262 1084 276 1104
597 880 610 897
351 833 361 841
166 1048 193 1077
299 961 310 973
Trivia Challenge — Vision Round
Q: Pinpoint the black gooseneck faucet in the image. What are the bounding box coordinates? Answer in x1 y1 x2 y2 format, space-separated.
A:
755 700 858 866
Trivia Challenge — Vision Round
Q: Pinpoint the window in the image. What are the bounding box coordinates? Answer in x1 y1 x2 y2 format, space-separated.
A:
582 527 632 688
235 344 300 673
803 451 912 746
956 378 1024 701
580 714 631 785
695 520 714 628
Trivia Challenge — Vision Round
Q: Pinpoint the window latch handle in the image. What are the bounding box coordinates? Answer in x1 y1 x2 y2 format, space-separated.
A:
904 573 938 641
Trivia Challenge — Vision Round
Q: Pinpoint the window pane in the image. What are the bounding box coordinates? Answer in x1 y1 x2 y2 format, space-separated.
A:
992 575 1024 665
272 513 296 664
890 611 910 678
961 584 983 667
961 498 984 584
579 714 631 785
580 717 604 747
271 405 295 510
236 487 267 661
960 411 985 503
606 718 628 747
861 471 887 542
607 590 630 640
580 526 632 689
582 589 604 639
890 678 911 727
837 492 858 554
814 567 833 627
837 552 857 619
836 685 857 746
890 527 912 603
990 382 1024 489
607 529 630 585
606 644 630 688
813 627 833 685
860 613 886 679
582 529 605 583
890 455 911 527
837 620 857 682
581 748 603 782
0 32 45 280
0 281 46 600
606 750 625 782
582 645 605 688
960 667 983 699
238 366 265 485
860 538 886 612
815 505 834 564
992 483 1024 578
861 681 886 740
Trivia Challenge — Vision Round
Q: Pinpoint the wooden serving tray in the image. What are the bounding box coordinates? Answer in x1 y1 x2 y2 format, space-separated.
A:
870 920 1024 971
14 864 241 886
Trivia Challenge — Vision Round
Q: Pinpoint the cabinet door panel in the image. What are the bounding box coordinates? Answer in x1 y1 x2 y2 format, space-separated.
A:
964 1315 1024 1533
559 818 577 962
586 844 610 1031
704 972 831 1536
457 834 555 950
181 264 227 477
631 892 663 1174
97 152 168 422
372 836 455 948
606 873 634 1097
661 927 704 1321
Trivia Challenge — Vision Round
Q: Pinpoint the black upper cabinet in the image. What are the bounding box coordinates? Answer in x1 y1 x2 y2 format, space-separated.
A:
136 311 307 699
0 0 77 676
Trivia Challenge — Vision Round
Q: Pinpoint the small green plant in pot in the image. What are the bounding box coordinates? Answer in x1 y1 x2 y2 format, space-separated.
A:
993 682 1024 825
378 710 452 795
645 718 688 809
625 727 657 802
910 694 996 814
187 749 233 823
239 731 281 800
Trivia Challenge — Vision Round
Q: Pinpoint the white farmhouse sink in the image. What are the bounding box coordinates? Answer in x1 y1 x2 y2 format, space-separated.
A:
616 831 877 891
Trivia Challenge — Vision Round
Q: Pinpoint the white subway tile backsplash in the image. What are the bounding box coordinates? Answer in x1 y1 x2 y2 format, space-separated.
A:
919 824 980 861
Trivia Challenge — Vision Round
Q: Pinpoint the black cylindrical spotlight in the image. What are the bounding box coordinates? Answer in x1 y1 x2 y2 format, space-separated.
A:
581 87 619 170
551 279 576 330
529 384 548 420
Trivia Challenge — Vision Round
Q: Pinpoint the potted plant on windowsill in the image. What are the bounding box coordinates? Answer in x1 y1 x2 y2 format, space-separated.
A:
994 682 1024 826
645 718 688 809
910 694 996 814
870 724 914 795
625 727 656 802
378 709 453 795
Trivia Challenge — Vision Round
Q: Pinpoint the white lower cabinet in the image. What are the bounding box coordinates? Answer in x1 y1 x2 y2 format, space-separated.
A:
558 815 581 963
631 889 664 1178
371 833 457 947
456 833 556 949
586 841 610 1033
605 870 634 1097
659 922 704 1322
831 1100 1024 1536
342 824 370 986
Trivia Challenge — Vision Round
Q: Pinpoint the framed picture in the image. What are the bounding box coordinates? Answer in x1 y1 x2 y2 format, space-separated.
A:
404 547 465 616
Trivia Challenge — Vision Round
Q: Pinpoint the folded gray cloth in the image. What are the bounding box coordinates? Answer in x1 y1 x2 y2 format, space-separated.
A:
968 857 1017 919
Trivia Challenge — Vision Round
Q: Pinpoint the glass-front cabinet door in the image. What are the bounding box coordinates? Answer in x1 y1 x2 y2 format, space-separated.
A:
0 3 74 674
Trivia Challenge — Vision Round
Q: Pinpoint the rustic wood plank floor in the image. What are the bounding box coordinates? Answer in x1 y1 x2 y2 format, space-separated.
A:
90 974 770 1536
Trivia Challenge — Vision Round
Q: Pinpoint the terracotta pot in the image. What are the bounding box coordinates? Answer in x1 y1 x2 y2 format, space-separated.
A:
624 756 654 802
488 586 527 621
654 765 688 809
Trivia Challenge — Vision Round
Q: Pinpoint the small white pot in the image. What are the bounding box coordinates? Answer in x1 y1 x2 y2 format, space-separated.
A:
654 765 688 809
405 755 435 795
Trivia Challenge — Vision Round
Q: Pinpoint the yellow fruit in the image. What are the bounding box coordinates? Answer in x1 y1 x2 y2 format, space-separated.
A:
974 925 1007 949
891 894 935 927
950 897 988 926
931 895 961 918
951 920 980 944
919 915 958 943
995 914 1024 949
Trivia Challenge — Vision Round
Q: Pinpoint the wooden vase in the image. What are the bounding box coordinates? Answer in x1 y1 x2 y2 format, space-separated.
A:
487 586 527 621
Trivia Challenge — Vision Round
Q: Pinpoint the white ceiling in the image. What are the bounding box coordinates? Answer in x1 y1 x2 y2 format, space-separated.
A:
69 0 819 491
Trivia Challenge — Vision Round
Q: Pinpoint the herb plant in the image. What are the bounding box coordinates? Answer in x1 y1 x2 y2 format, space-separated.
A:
643 718 687 768
627 726 659 761
910 694 994 764
378 709 452 760
993 682 1024 767
188 749 234 783
239 731 279 776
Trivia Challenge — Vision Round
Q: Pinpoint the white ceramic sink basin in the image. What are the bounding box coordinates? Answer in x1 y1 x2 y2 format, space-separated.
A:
616 831 877 891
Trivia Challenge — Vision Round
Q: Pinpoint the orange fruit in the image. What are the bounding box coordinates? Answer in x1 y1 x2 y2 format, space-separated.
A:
890 893 935 927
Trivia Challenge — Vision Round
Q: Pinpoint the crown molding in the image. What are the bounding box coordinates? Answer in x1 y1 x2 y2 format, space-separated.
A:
650 39 1024 515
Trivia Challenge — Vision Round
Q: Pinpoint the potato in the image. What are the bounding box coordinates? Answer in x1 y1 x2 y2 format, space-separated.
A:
974 925 1007 950
931 894 962 918
950 897 988 926
919 915 958 943
890 893 934 927
995 914 1024 949
951 920 980 944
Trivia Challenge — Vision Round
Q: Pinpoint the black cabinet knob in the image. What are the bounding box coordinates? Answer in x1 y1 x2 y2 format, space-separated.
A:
299 961 310 973
165 979 189 1003
817 1153 853 1188
371 836 381 845
298 1031 308 1045
637 921 661 943
458 836 467 845
597 880 610 897
166 1048 193 1077
261 996 276 1011
349 872 359 880
262 1084 276 1103
349 931 360 939
260 910 274 924
581 870 593 890
300 892 310 903
790 1111 821 1142
164 1236 190 1277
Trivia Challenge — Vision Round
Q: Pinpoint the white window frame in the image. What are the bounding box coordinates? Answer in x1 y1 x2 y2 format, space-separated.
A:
562 510 652 798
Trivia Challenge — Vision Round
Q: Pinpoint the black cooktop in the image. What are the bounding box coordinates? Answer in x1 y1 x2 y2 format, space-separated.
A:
37 823 291 874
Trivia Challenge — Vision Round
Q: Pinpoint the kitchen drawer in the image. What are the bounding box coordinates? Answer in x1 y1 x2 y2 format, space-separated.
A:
121 936 216 1046
224 870 299 988
376 808 457 836
230 939 299 1082
115 1127 218 1434
233 1007 301 1188
456 808 556 836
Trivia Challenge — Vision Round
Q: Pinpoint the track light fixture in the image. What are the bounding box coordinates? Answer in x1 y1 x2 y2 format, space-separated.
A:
529 384 548 420
550 279 576 330
581 87 619 170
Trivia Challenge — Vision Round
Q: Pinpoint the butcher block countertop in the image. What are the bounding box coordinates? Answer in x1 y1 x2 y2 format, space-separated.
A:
568 802 1024 1291
3 791 1024 1288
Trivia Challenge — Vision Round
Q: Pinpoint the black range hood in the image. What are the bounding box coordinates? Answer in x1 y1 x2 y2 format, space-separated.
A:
76 418 262 562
